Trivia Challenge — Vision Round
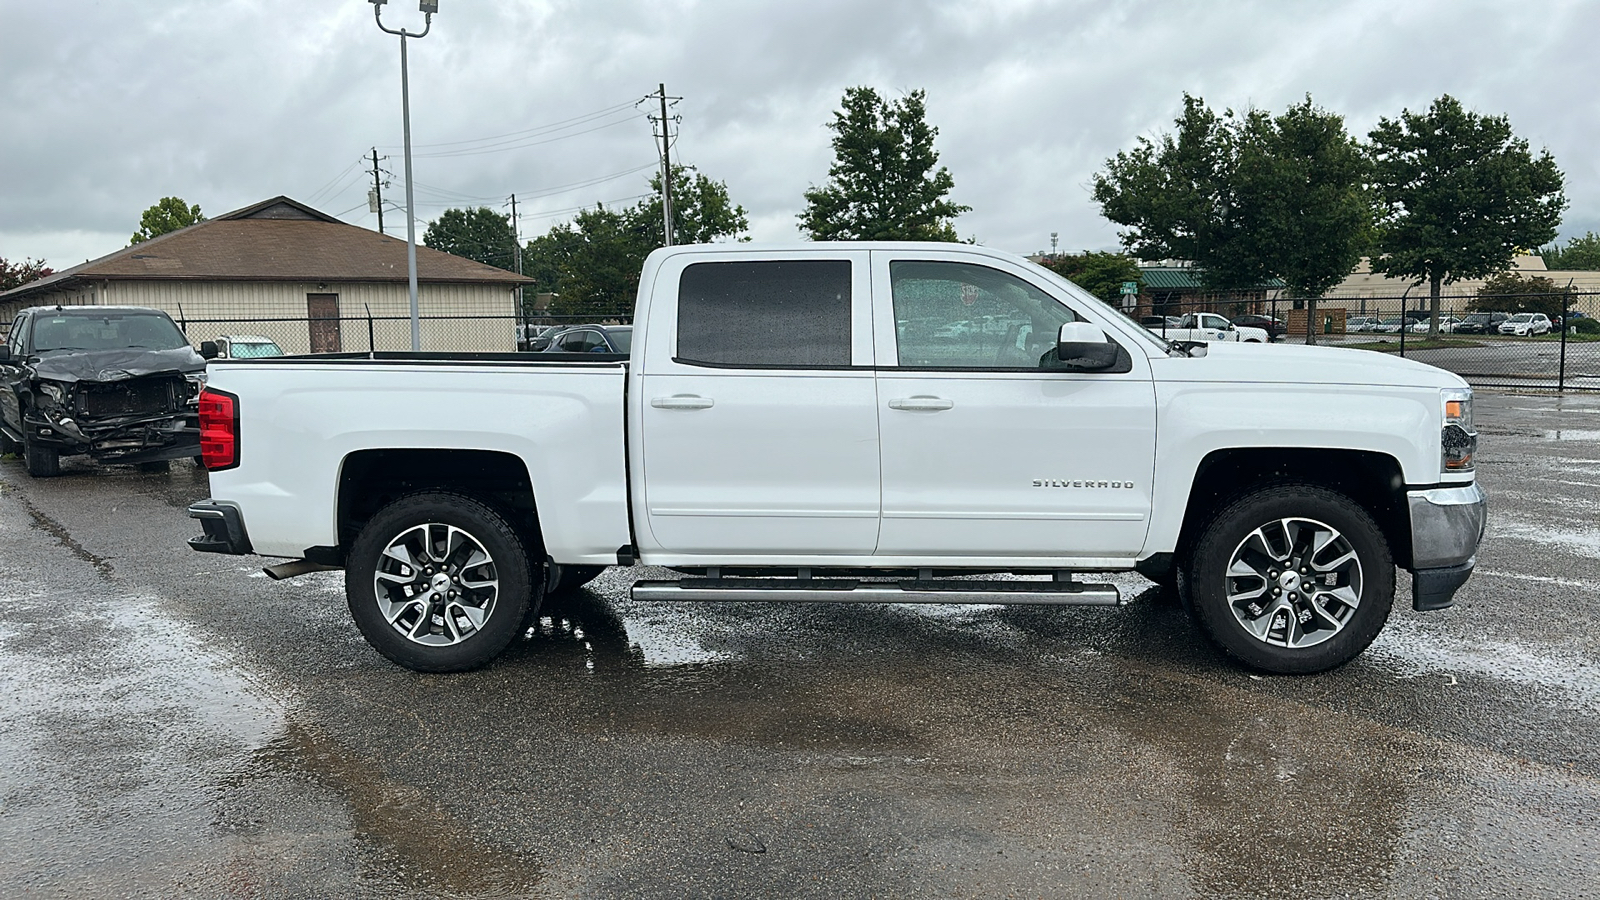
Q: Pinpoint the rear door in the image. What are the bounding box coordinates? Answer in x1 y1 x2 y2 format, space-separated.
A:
635 250 880 558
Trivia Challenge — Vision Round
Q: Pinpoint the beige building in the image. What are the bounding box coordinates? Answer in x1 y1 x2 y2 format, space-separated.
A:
1317 254 1600 314
0 197 531 353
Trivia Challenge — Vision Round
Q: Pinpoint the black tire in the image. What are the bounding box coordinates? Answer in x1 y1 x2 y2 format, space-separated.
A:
346 491 537 673
1185 484 1394 675
24 432 59 478
0 428 19 456
550 564 605 594
136 459 170 473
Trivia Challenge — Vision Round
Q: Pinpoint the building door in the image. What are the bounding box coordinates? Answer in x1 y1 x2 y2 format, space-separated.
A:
307 293 341 353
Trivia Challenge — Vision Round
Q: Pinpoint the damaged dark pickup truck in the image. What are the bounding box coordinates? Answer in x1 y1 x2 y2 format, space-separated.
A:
1 305 208 477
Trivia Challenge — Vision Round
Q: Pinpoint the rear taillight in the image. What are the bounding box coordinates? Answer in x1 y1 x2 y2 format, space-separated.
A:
198 388 239 470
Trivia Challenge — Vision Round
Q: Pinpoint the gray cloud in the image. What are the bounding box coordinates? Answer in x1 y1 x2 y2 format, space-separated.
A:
3 0 1597 267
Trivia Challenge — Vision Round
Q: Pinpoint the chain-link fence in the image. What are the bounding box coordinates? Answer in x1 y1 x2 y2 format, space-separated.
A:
149 290 1600 391
175 312 634 356
1135 289 1600 391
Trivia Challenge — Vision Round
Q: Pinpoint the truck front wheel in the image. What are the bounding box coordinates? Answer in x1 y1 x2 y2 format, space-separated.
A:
346 492 535 673
24 433 60 478
1186 485 1394 675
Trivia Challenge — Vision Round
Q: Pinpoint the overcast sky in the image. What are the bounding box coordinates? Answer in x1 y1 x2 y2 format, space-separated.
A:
3 0 1597 269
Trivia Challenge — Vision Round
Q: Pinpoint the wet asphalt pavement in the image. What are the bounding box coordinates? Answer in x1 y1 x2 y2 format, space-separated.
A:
2 392 1598 899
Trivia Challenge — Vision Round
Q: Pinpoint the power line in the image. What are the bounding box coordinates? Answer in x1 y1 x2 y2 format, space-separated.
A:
375 99 640 151
410 115 639 159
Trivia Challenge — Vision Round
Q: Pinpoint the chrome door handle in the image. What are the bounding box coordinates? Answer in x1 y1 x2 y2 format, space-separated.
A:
888 397 954 411
651 395 714 410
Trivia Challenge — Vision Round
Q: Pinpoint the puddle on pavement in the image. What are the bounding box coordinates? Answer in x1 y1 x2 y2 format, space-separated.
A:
1492 519 1600 559
1543 429 1600 441
1366 619 1600 713
246 723 541 899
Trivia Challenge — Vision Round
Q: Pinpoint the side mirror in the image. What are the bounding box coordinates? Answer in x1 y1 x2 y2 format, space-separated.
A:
1056 322 1118 371
200 341 219 360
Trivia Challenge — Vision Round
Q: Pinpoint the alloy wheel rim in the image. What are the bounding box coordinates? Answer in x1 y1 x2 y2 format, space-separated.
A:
373 522 499 647
1224 516 1363 649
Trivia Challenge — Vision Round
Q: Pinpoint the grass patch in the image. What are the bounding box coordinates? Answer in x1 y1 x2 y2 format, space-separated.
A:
1344 338 1486 352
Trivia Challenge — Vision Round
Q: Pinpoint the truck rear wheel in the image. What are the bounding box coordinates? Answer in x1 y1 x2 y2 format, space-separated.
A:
1185 484 1393 675
346 491 535 673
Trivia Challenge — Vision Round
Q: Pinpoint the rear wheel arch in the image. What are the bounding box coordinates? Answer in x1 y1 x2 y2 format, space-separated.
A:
335 448 543 563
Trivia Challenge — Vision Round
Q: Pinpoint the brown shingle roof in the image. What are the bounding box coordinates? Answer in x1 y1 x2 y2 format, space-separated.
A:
0 196 531 303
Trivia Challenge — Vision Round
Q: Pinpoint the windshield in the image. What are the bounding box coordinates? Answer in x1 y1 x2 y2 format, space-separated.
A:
31 312 189 353
1507 314 1533 322
608 327 632 353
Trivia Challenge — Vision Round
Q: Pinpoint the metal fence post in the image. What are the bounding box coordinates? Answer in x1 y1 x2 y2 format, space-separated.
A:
365 304 376 358
1559 287 1570 392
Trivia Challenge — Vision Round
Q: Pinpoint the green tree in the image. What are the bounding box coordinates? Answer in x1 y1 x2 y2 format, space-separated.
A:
131 196 204 244
633 164 750 246
1471 272 1572 318
0 256 54 292
423 206 518 271
524 165 752 316
1368 94 1567 335
1539 231 1600 270
799 87 970 241
524 205 650 317
1093 95 1370 295
1035 252 1140 304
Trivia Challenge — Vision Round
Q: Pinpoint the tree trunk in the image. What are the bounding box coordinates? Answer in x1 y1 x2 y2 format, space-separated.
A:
1305 297 1318 346
1429 274 1442 338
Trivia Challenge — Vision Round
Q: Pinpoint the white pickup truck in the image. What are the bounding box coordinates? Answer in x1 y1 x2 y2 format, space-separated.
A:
1147 312 1270 344
188 243 1484 676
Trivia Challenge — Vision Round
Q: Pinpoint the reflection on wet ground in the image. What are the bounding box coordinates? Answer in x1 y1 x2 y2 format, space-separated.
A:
2 395 1600 897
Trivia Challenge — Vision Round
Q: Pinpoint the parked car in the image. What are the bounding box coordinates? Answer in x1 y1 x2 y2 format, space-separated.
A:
1232 314 1286 340
213 334 285 359
1499 313 1553 336
189 241 1485 677
1408 316 1462 334
1373 317 1408 334
1346 316 1380 333
1148 313 1269 344
538 324 632 354
0 305 206 477
516 324 558 351
1139 315 1183 332
1453 312 1509 335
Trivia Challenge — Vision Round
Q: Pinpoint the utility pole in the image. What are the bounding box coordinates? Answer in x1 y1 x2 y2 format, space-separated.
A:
369 147 386 235
648 83 681 246
509 193 525 339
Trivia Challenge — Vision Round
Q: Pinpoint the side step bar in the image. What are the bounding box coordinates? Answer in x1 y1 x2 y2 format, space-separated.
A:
632 577 1123 606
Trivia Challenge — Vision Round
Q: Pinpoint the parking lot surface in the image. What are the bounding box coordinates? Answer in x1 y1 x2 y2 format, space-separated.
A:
1 392 1598 898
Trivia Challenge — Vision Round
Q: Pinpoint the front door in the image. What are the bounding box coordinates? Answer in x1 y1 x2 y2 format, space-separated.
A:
871 251 1157 561
636 251 880 558
307 293 341 353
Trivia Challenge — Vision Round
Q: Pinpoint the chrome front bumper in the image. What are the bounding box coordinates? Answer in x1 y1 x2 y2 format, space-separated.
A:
1407 483 1486 611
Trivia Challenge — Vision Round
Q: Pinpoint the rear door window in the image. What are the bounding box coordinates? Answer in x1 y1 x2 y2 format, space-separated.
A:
676 260 851 367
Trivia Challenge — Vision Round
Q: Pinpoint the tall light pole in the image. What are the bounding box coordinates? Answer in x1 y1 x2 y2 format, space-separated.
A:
370 0 436 352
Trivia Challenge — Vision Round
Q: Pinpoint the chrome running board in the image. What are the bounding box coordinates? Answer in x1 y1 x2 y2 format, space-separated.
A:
631 577 1123 606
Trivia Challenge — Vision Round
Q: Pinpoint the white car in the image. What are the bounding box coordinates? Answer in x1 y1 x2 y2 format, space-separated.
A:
1498 313 1552 336
1347 316 1380 333
1408 316 1462 334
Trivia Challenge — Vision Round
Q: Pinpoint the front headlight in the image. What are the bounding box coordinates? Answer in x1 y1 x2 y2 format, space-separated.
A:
1441 387 1476 472
185 371 208 396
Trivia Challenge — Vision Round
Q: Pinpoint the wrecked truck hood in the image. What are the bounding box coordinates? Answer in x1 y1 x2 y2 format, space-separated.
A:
31 347 206 383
